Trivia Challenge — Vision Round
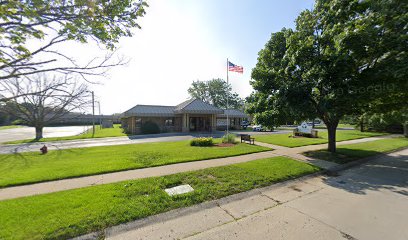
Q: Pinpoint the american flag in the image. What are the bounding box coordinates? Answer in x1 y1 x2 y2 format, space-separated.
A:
228 61 243 74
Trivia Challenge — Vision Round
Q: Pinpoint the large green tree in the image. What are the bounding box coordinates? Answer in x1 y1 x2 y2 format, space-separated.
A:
248 0 407 152
188 78 244 109
0 0 147 100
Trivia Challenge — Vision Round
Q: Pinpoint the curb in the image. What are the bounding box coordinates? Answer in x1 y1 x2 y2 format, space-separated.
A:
71 171 324 240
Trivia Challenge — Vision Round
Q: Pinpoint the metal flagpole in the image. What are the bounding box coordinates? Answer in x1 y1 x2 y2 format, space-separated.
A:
226 58 229 135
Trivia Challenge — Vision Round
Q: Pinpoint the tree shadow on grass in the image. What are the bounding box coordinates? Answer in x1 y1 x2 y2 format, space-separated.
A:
304 148 379 164
0 143 77 173
322 152 408 195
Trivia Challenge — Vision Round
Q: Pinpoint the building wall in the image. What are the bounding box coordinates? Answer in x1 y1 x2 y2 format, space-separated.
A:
216 117 243 130
122 115 243 134
122 116 182 134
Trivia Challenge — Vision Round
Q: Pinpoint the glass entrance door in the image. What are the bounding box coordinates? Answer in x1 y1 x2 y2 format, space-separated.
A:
189 117 210 131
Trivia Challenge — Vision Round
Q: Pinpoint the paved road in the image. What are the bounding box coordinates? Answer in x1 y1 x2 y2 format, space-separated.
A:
0 126 91 143
0 130 291 154
105 148 408 240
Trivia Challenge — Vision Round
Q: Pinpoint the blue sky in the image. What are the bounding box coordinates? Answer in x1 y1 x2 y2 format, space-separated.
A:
90 0 315 114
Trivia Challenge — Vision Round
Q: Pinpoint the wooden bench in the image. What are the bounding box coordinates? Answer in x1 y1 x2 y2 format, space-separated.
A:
241 134 255 145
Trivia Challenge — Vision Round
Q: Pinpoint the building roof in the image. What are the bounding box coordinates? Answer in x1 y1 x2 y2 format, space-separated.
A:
123 99 243 117
218 109 248 118
174 99 223 114
124 105 176 117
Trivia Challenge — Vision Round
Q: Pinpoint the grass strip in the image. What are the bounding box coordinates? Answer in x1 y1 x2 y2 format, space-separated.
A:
304 137 408 164
0 140 269 187
255 130 385 147
0 156 319 240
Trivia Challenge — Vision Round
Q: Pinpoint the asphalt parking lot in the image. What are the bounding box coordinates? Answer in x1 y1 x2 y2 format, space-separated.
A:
0 126 90 143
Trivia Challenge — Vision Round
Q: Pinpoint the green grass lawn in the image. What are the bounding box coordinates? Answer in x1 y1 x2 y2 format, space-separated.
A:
304 137 408 164
0 140 269 187
6 124 128 144
0 156 319 240
254 130 385 147
0 125 24 130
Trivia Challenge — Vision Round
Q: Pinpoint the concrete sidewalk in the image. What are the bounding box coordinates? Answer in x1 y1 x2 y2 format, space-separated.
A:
101 148 408 240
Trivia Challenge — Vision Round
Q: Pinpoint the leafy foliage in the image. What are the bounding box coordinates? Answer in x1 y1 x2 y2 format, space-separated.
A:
247 0 408 152
0 0 147 55
190 137 214 147
0 0 147 82
364 110 407 133
222 133 237 144
188 78 243 109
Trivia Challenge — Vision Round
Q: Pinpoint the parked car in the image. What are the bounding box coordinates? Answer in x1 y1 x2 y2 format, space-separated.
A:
252 125 264 131
241 120 250 129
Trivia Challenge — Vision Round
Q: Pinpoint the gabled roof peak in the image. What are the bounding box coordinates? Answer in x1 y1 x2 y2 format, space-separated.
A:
174 98 223 114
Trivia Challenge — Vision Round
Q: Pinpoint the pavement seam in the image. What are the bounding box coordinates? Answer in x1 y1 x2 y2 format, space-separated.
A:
259 192 281 203
285 205 359 240
215 203 238 220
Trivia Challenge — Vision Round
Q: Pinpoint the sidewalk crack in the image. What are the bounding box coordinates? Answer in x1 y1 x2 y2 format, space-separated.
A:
260 193 282 204
216 202 238 221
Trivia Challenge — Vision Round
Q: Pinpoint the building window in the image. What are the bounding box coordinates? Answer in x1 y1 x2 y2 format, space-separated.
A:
135 118 142 128
165 118 174 126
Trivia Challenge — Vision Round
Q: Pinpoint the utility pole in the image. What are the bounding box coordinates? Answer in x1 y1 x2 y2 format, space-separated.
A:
91 91 95 137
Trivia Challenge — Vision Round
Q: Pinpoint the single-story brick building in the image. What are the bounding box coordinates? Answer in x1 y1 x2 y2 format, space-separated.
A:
121 98 248 134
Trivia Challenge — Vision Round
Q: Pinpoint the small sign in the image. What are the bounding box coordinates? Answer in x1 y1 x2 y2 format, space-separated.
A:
165 184 194 196
297 122 312 134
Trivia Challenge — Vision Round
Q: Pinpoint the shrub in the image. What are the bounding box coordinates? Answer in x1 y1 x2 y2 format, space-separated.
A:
222 133 237 144
190 137 214 147
141 121 160 134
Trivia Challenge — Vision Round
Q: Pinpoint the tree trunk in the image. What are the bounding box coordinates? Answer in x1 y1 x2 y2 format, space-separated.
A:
325 121 339 153
359 115 364 132
35 126 43 140
404 122 408 138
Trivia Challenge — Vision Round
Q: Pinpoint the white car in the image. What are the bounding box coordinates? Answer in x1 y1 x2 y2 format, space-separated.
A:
252 125 264 131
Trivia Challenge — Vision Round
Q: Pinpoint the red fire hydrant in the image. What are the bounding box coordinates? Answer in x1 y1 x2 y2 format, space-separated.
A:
40 145 48 154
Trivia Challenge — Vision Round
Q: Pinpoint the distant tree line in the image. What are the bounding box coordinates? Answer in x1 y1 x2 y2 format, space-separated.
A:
188 78 244 110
